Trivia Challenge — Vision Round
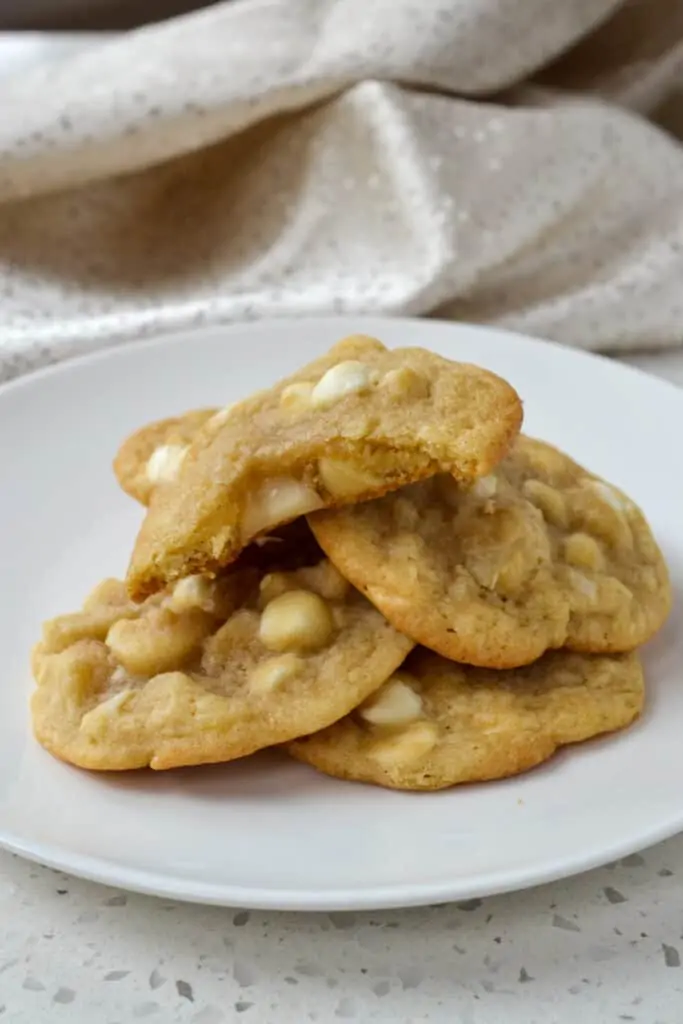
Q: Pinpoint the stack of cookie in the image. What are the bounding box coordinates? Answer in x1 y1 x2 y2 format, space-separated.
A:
31 335 671 790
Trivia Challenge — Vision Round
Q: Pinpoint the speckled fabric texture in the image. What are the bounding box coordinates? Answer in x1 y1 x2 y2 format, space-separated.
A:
0 0 682 381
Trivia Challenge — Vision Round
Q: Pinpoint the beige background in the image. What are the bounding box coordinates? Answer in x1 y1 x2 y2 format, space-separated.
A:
0 0 681 384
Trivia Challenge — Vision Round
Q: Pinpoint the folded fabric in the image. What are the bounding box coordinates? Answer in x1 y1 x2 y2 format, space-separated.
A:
0 0 682 381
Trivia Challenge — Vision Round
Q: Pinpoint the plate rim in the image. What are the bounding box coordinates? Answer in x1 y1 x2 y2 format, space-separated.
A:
2 811 682 911
3 314 683 404
2 314 682 911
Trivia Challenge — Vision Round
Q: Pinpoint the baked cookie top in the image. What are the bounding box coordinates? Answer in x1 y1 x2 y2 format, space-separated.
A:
31 559 413 771
309 436 671 668
288 647 644 791
113 408 216 505
125 335 522 598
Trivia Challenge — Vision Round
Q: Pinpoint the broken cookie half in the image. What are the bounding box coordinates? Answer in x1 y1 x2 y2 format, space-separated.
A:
124 334 523 599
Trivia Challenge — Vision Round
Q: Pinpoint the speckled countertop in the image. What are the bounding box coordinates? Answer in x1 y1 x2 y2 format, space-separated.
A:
0 349 681 1024
2 838 683 1023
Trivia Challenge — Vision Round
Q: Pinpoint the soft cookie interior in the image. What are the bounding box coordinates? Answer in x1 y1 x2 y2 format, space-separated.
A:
125 336 523 598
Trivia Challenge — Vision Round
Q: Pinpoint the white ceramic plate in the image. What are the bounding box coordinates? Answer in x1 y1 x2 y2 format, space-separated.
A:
1 316 681 911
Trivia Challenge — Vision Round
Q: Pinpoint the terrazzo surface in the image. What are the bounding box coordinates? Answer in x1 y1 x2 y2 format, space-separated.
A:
1 838 683 1022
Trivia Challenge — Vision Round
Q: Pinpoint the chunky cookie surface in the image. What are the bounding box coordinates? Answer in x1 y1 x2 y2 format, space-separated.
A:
309 436 671 668
125 335 522 598
288 648 644 791
31 560 413 771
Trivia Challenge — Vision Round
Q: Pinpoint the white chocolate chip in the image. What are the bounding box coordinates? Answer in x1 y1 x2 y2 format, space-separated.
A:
167 574 216 614
258 572 295 608
242 478 324 538
207 404 235 430
568 569 598 602
360 676 423 726
146 444 187 484
101 688 135 714
381 366 430 399
253 535 284 548
371 721 439 767
563 533 604 571
249 653 302 694
259 589 333 653
110 665 131 687
280 382 314 411
311 361 374 408
106 610 211 677
591 481 628 514
318 457 384 498
470 475 497 500
80 688 135 735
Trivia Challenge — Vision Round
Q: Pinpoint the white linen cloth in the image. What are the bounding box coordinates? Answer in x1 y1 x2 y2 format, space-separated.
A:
0 0 682 382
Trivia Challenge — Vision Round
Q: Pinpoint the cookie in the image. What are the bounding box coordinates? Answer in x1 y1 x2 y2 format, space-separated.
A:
288 648 644 791
125 334 522 598
113 408 217 505
112 410 328 575
112 412 324 573
31 559 414 771
309 436 671 668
